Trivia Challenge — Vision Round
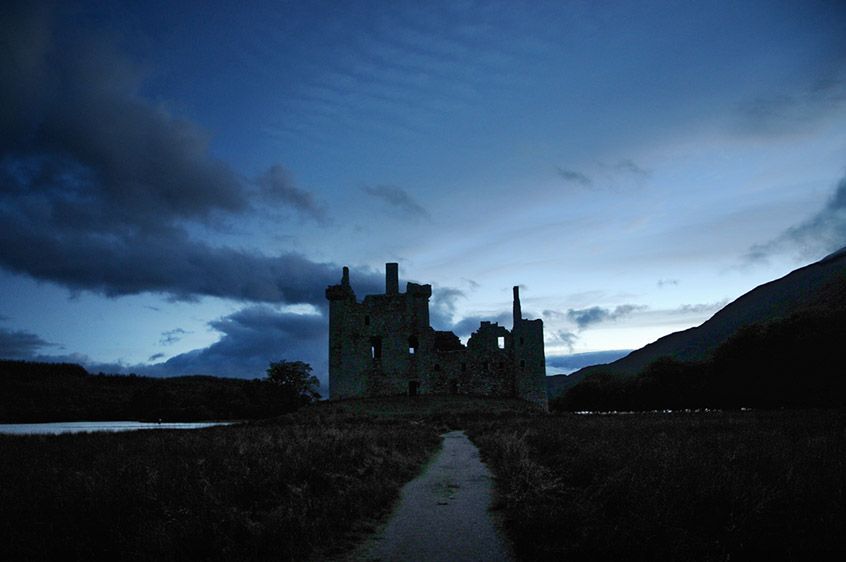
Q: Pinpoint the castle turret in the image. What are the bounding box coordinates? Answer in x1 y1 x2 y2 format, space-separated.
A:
513 285 522 327
386 262 399 295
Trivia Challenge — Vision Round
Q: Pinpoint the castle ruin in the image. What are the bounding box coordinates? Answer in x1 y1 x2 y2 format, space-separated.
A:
326 263 548 409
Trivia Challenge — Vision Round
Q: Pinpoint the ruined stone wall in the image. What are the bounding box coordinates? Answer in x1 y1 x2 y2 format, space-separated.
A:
327 264 548 409
512 318 548 409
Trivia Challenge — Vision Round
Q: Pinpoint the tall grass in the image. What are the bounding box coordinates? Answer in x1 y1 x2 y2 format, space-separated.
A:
0 412 440 560
468 410 846 559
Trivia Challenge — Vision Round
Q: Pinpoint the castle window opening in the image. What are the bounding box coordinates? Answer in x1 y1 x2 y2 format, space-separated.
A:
449 380 458 394
434 363 441 371
520 359 525 368
461 362 467 372
408 380 420 396
498 336 505 349
370 336 382 360
408 335 418 355
519 336 524 345
364 315 370 326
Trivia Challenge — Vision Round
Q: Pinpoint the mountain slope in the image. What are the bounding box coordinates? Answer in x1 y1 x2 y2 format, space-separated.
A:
574 249 846 378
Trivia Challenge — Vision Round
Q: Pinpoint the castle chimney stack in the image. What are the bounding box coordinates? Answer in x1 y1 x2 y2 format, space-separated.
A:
341 266 350 287
386 263 399 295
513 285 522 326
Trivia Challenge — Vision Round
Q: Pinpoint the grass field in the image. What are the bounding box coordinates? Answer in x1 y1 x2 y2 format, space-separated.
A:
0 407 443 560
467 409 846 559
2 398 843 559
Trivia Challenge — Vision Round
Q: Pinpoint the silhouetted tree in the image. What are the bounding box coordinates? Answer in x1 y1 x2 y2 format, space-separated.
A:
265 360 321 407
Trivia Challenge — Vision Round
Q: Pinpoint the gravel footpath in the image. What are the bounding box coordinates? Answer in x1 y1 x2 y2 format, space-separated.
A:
349 430 513 562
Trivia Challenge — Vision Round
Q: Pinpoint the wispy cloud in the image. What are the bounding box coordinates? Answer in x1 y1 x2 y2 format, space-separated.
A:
567 304 646 329
733 70 846 137
612 158 651 179
159 328 190 346
362 185 430 219
552 330 578 352
257 165 327 222
747 174 846 261
555 166 593 187
657 278 679 288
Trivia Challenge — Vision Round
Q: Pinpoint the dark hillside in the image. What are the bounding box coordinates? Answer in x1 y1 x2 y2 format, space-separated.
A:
554 308 846 412
575 248 846 379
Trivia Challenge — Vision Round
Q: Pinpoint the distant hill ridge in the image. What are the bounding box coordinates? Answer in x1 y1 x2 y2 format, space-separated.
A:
572 248 846 380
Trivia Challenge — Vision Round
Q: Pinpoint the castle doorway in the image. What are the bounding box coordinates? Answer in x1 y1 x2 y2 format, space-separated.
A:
408 380 420 396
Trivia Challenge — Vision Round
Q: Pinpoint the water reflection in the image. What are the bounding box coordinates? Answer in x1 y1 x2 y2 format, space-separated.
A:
0 421 235 435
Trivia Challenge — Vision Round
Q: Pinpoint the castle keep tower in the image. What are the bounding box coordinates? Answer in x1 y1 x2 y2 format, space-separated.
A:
326 263 548 409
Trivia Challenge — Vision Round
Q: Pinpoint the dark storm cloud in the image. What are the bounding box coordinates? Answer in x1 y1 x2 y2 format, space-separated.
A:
450 313 511 338
145 306 329 382
0 4 350 306
0 218 373 304
258 165 328 222
0 327 55 358
362 185 430 219
747 174 846 261
555 166 592 187
567 304 644 329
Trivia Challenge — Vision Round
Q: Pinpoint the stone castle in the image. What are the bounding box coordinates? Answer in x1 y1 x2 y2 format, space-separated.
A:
326 263 548 409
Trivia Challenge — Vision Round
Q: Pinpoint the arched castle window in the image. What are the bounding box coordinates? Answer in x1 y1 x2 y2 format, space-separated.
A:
408 335 418 355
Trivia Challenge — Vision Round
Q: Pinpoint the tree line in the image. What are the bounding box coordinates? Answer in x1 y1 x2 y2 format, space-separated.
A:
0 359 320 422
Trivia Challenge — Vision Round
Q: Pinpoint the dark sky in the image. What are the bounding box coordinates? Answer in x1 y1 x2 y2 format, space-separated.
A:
2 1 845 387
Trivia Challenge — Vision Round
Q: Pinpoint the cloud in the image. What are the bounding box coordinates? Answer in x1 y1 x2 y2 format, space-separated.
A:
552 330 578 352
258 165 327 222
361 185 430 219
546 349 632 373
159 328 189 346
145 306 329 385
747 174 846 261
0 5 359 306
612 159 651 179
657 278 679 288
733 71 846 138
429 286 466 330
148 352 165 361
450 313 511 339
0 327 55 358
555 166 592 187
566 304 645 329
674 301 727 315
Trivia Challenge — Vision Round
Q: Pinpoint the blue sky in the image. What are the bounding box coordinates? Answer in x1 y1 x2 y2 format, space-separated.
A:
2 0 845 390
